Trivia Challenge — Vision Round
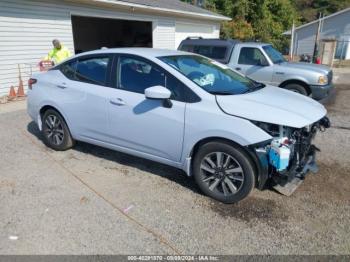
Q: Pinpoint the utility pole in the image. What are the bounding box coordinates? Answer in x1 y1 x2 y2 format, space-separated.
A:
289 21 295 61
312 13 322 63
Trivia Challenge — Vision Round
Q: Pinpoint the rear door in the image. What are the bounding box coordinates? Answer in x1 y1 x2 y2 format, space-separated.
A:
53 54 114 141
107 54 187 162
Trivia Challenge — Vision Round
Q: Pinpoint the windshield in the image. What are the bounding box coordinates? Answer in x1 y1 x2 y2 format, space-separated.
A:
158 55 264 95
263 45 286 64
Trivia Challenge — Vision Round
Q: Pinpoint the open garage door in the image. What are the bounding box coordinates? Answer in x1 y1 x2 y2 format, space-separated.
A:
72 16 153 54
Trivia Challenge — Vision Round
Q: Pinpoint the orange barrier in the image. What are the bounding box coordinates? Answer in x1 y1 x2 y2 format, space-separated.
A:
17 81 25 97
8 86 17 100
39 60 54 72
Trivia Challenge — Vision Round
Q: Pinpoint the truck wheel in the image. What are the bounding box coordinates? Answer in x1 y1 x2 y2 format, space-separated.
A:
193 141 255 204
42 109 74 151
284 83 308 95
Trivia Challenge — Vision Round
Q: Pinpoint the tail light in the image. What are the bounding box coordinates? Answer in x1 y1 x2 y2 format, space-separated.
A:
28 78 37 90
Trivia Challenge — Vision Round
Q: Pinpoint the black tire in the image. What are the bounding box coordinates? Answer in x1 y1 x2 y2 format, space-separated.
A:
193 141 255 204
42 109 74 151
284 83 308 96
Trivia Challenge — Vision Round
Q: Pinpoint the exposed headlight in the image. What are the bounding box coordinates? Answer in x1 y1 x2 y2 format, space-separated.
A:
318 75 328 85
252 121 280 137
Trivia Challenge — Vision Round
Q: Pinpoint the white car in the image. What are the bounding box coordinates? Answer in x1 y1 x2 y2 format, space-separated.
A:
27 48 330 203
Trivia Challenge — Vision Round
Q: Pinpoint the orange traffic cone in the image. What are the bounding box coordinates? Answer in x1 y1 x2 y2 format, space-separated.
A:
17 79 25 97
17 64 25 97
8 86 17 100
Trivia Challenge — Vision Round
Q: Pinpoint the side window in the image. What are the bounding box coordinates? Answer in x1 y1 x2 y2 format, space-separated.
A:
119 56 165 94
238 47 266 65
60 60 77 80
180 45 194 52
75 57 110 85
165 74 186 101
166 74 200 103
192 45 227 60
211 46 227 59
194 45 211 57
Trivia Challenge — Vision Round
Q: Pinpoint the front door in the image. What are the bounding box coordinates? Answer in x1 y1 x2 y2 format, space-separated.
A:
235 47 273 85
108 55 186 162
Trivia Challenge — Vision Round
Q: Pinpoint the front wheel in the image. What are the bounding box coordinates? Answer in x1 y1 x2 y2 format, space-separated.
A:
193 141 255 204
284 83 308 96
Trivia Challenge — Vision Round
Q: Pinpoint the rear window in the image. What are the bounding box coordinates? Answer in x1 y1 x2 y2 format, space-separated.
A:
59 56 110 86
75 57 109 85
181 45 228 60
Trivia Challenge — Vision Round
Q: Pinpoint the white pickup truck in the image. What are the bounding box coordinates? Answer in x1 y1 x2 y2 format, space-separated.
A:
178 38 333 100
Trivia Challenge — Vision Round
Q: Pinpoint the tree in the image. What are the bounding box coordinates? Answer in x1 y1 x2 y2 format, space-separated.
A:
221 17 255 40
294 0 350 22
182 0 300 50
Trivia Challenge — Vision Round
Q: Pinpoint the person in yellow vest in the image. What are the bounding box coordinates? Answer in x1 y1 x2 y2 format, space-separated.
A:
45 39 71 64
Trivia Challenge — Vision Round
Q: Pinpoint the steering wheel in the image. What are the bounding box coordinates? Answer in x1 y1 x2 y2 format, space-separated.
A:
187 71 205 82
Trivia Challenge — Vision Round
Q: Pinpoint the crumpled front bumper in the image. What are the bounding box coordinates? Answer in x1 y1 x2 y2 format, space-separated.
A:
272 145 320 196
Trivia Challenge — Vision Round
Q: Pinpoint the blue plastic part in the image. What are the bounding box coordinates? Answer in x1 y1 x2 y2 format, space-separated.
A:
268 147 289 171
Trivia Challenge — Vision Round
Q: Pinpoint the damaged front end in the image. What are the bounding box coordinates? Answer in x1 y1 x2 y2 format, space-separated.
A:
250 116 331 196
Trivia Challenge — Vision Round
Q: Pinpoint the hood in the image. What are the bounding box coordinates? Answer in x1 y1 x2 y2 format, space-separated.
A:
216 85 327 128
280 62 330 75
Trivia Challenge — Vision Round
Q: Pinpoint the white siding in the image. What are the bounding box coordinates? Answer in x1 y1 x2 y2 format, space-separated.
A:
0 0 222 96
175 20 220 49
153 19 176 50
0 0 74 96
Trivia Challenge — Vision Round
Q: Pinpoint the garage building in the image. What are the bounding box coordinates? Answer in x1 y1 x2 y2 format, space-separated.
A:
0 0 229 96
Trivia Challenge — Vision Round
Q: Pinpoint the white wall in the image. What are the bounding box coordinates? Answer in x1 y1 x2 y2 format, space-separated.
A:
0 0 220 96
175 20 220 49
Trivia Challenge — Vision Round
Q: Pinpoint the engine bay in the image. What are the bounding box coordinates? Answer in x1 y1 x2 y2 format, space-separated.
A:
253 116 331 195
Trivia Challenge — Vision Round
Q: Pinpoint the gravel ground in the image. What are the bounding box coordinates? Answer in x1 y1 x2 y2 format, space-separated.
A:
0 86 349 255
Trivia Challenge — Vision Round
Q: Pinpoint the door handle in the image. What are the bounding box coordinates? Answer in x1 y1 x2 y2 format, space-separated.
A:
110 98 126 106
235 67 241 71
56 82 67 89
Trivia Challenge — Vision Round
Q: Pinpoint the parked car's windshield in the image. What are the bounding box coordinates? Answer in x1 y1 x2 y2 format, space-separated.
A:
263 45 286 64
158 55 263 95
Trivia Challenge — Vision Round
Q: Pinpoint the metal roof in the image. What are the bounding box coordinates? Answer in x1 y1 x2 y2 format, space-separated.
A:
283 7 350 35
89 0 230 21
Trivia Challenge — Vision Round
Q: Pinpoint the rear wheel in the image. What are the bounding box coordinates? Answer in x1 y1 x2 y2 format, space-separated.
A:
42 109 74 151
284 83 308 96
193 141 255 204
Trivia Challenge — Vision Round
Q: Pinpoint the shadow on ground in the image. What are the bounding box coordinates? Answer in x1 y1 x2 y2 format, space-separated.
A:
27 120 292 225
27 121 200 195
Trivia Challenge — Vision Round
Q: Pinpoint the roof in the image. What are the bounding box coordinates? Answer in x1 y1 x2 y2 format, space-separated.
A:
179 38 240 47
283 7 350 35
76 47 191 58
88 0 230 21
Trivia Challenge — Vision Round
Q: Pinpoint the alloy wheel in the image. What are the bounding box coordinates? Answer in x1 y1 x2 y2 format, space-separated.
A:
200 152 244 196
44 114 65 146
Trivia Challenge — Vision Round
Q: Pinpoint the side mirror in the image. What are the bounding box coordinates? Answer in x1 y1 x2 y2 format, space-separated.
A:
145 85 172 108
145 85 171 99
